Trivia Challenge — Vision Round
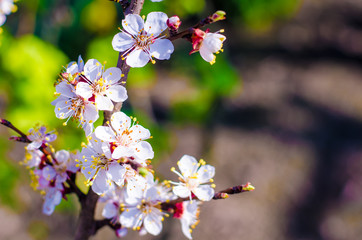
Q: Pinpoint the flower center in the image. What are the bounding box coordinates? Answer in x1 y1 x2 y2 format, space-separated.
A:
135 30 154 49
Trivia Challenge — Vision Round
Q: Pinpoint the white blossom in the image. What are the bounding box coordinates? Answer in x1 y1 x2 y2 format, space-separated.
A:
26 125 57 150
52 80 98 136
95 112 154 163
75 59 128 111
112 12 174 68
171 155 215 201
174 201 200 239
80 134 126 195
120 173 166 236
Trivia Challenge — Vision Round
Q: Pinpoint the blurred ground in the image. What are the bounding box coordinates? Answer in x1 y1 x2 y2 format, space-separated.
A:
2 0 362 240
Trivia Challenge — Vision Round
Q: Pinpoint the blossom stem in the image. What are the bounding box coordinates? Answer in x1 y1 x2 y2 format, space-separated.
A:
168 10 226 42
0 118 30 141
161 182 254 211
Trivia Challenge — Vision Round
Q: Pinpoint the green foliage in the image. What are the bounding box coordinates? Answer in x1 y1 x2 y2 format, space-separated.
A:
0 139 20 209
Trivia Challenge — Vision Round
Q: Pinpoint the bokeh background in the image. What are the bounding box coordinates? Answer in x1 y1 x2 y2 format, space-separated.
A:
1 0 362 239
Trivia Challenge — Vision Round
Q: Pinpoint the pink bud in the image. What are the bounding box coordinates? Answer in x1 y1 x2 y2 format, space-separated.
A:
210 10 226 22
167 16 182 30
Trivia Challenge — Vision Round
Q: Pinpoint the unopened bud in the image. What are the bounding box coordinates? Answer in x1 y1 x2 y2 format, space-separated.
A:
138 167 149 177
167 16 182 30
242 182 255 192
220 193 229 199
210 10 226 22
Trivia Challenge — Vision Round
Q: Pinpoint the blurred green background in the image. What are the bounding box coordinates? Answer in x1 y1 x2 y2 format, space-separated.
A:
2 0 362 239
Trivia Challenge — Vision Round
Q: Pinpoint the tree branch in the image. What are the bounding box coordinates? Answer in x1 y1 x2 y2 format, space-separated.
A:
74 1 145 239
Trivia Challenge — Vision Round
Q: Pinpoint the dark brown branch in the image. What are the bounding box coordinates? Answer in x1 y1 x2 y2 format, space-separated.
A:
1 118 30 141
66 178 86 201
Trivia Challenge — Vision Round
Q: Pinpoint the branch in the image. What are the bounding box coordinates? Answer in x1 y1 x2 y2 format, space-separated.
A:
75 1 145 239
168 10 226 41
1 118 30 141
161 182 254 211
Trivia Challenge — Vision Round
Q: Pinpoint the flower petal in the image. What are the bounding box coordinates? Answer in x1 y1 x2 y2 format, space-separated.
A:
95 95 113 111
150 39 174 60
120 207 140 228
108 162 126 186
76 82 93 100
102 202 118 219
110 112 131 134
84 59 103 82
199 46 215 63
106 85 128 103
112 32 135 52
95 126 117 142
177 155 198 178
173 185 191 198
144 212 163 235
126 48 150 68
196 165 215 184
83 102 99 123
122 14 144 36
193 185 214 201
144 12 168 36
55 82 75 98
134 141 154 160
103 67 122 84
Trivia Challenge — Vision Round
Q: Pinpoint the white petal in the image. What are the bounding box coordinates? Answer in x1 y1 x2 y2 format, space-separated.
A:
42 166 56 181
181 218 193 239
112 145 134 159
120 207 140 228
204 33 226 53
196 165 215 184
106 85 128 103
56 82 75 98
95 95 113 111
54 100 73 119
199 46 215 63
193 185 214 201
102 202 118 219
83 103 99 122
55 150 70 164
150 39 174 60
76 82 93 100
129 125 151 141
95 126 117 142
126 49 150 68
110 112 131 134
108 162 126 186
172 185 191 198
144 212 163 235
84 59 103 82
92 169 108 194
103 67 122 84
144 12 168 36
134 141 154 160
122 14 144 36
178 155 198 178
112 32 135 52
77 55 85 71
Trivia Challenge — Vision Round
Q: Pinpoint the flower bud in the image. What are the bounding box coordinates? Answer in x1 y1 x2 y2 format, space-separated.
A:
167 15 182 30
210 10 226 22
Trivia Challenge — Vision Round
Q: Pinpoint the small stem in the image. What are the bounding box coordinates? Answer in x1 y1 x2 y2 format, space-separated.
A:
161 182 254 211
1 118 30 140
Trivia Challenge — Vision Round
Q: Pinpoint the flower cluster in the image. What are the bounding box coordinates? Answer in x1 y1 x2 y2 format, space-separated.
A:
0 6 256 240
52 56 128 136
23 126 79 215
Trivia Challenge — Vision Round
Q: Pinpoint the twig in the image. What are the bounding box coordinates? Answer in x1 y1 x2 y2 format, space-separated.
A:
161 182 254 211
